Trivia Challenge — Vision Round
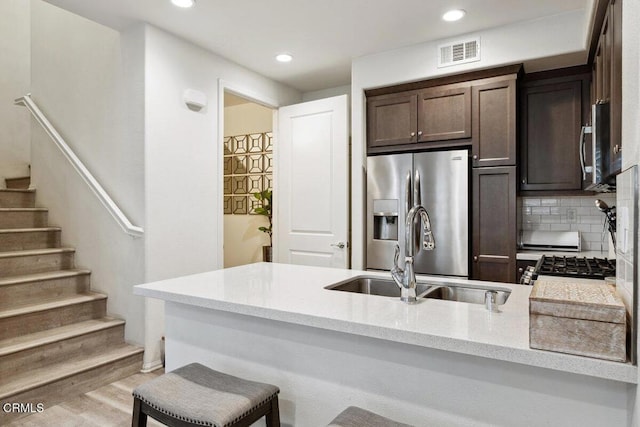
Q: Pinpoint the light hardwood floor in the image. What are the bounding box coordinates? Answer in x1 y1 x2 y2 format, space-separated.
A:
7 370 164 426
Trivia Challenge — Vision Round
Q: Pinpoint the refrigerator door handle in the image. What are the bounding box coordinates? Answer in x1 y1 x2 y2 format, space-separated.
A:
405 171 412 217
414 169 421 207
412 169 422 254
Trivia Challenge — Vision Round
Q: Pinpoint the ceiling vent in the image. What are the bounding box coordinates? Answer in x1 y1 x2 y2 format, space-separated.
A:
438 37 480 68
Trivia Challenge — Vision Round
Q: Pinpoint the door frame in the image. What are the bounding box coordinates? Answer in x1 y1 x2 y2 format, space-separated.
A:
216 79 279 269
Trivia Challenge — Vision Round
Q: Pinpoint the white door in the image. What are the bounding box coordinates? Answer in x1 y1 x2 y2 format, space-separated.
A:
275 95 349 268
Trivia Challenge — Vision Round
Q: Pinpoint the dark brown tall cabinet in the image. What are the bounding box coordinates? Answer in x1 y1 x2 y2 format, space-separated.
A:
470 74 518 283
366 66 520 283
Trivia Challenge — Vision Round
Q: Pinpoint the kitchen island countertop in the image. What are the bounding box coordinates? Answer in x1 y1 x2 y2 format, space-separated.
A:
134 262 636 383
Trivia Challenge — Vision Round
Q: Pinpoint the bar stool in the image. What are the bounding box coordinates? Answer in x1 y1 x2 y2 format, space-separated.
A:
132 363 280 427
328 406 414 427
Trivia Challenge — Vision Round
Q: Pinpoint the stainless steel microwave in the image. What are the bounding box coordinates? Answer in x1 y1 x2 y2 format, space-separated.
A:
580 102 615 192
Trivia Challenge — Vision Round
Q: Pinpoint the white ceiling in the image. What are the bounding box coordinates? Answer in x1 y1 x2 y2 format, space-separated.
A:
45 0 592 93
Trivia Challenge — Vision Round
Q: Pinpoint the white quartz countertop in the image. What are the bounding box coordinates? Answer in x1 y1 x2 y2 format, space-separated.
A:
134 262 637 384
517 250 613 261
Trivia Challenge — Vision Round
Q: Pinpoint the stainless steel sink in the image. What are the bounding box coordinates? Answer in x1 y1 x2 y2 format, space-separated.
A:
325 276 511 309
325 276 432 298
421 284 510 306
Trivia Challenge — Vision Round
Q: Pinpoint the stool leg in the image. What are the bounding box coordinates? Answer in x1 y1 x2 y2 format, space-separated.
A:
132 397 148 427
265 396 280 427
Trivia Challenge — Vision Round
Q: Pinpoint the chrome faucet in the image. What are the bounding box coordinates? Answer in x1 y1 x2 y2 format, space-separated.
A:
391 205 435 303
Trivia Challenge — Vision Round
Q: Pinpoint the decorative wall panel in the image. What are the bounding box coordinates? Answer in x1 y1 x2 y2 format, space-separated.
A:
223 132 273 215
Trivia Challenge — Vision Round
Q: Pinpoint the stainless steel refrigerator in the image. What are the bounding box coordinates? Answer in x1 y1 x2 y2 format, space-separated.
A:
366 149 469 277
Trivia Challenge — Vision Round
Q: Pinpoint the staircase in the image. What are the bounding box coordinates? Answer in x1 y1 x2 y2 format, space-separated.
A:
0 175 144 423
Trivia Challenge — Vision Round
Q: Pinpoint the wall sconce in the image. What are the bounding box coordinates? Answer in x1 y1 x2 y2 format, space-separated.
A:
183 89 207 112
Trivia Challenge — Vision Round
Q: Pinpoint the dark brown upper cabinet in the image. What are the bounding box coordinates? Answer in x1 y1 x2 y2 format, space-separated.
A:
471 78 517 167
366 65 521 155
520 72 589 192
609 0 622 174
367 92 418 148
417 85 471 142
590 0 623 177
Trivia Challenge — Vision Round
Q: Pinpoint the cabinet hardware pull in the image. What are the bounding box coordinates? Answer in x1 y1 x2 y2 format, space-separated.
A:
330 242 346 249
410 132 416 137
473 256 478 262
614 144 621 154
417 131 423 136
472 155 478 160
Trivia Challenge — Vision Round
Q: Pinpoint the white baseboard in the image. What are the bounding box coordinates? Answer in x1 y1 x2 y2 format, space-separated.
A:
141 360 164 373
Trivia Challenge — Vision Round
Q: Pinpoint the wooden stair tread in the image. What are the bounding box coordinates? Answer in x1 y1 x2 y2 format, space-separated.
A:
0 269 91 286
0 292 107 319
0 189 35 193
0 317 124 357
0 208 47 212
0 344 143 399
0 247 75 258
0 227 61 233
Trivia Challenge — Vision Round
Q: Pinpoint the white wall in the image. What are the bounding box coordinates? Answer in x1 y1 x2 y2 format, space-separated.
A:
350 10 589 269
302 84 351 102
143 24 300 366
223 102 272 268
29 0 146 349
0 0 31 183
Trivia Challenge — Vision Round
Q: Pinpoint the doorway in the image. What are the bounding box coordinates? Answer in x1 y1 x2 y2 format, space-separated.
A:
222 90 275 268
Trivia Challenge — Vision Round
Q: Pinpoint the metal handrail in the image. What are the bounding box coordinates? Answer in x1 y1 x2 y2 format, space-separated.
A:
15 94 144 238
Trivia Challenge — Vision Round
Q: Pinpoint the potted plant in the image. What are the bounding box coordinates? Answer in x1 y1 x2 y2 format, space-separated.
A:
253 189 273 262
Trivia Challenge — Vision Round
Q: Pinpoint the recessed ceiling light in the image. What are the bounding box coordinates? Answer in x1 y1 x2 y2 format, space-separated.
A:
442 9 466 22
275 53 293 63
171 0 195 8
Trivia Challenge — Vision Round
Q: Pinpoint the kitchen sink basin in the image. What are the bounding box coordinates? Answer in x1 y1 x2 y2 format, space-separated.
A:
421 284 511 305
325 276 432 298
325 276 511 308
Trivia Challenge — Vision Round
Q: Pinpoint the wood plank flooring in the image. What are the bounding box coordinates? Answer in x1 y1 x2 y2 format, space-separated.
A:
7 370 164 426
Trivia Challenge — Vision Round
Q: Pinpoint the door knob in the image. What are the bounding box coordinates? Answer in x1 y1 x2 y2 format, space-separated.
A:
331 242 346 249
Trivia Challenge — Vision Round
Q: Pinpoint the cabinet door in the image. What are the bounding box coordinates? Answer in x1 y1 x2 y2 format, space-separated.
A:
520 81 583 191
609 0 622 174
417 86 471 142
472 166 516 283
367 92 417 148
472 79 516 167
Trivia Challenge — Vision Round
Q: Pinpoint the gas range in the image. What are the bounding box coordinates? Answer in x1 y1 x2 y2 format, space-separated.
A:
534 255 616 279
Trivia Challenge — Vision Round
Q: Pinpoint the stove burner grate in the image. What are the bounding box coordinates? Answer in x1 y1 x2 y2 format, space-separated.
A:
535 255 615 279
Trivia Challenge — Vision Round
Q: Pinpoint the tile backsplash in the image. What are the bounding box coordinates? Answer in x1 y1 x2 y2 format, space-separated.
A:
519 194 616 251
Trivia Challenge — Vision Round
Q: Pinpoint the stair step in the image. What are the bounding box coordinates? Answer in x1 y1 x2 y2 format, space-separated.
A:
0 317 125 380
0 292 107 340
5 176 31 190
0 227 61 252
0 269 91 309
0 344 143 423
0 189 35 208
0 247 75 277
0 208 48 229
